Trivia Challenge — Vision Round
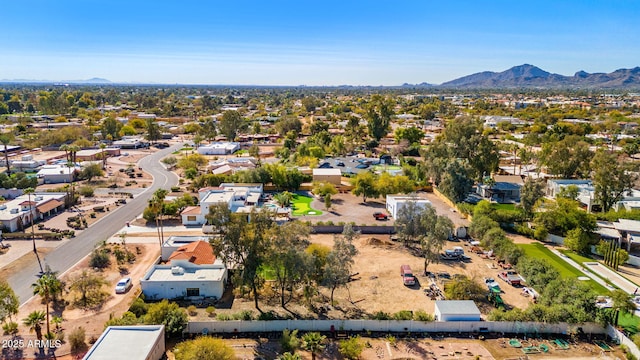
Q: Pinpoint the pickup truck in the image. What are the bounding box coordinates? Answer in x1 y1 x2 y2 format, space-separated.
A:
498 270 523 286
373 212 388 221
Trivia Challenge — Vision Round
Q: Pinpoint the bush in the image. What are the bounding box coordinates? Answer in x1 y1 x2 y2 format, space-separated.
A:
339 336 364 360
187 305 197 316
78 186 95 197
69 327 87 353
206 306 216 317
89 249 111 269
392 310 413 320
232 310 254 320
129 297 148 317
2 321 18 335
216 313 231 321
370 311 391 320
171 186 181 192
413 310 434 322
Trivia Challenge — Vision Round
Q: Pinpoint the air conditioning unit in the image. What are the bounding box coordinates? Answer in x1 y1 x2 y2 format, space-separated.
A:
10 208 19 214
171 266 185 275
34 196 43 201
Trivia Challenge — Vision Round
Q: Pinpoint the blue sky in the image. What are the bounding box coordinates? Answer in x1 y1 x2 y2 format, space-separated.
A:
1 1 638 85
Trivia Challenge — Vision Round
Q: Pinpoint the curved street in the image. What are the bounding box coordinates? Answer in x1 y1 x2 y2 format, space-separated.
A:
8 143 182 304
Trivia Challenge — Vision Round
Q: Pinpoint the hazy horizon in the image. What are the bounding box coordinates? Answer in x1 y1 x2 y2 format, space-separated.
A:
1 0 638 86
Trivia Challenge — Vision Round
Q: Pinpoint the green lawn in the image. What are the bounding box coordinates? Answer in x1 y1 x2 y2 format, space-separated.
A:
519 243 610 294
558 249 597 264
291 194 322 216
491 203 517 211
619 313 640 334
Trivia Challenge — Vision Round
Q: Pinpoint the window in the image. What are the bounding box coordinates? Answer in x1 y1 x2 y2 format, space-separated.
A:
186 288 200 297
187 216 196 222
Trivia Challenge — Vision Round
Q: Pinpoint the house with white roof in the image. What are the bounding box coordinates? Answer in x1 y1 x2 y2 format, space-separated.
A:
112 136 149 149
197 142 240 155
180 183 262 225
140 241 227 300
386 195 432 218
36 164 79 184
0 193 66 232
82 325 165 360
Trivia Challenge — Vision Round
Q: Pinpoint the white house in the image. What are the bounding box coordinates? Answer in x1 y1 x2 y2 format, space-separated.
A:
112 136 148 149
82 325 165 360
0 193 66 232
312 168 342 185
434 300 481 321
197 142 240 155
36 164 79 184
181 183 262 226
140 241 227 300
385 195 432 218
161 236 210 261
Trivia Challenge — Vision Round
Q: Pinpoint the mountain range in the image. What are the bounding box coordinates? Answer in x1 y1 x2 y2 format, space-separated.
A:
438 64 640 89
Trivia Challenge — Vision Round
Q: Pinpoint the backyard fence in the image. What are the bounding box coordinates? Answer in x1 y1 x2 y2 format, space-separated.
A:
311 225 396 234
186 320 605 336
607 324 640 358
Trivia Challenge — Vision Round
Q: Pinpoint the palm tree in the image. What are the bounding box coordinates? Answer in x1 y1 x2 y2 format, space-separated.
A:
67 145 80 206
279 353 302 360
32 273 63 338
149 189 168 248
0 133 13 175
302 332 326 360
23 310 46 341
59 144 70 163
99 143 107 169
24 187 43 273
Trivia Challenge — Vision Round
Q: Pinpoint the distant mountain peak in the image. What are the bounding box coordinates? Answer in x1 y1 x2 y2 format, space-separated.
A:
440 64 640 89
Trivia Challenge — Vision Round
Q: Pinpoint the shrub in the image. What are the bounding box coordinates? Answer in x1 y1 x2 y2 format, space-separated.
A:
413 310 434 322
78 186 95 197
370 311 391 320
89 249 111 269
69 327 87 353
232 310 254 320
171 186 180 192
2 321 18 335
129 297 148 317
338 336 364 360
187 305 197 316
216 313 231 321
392 310 413 320
206 306 216 317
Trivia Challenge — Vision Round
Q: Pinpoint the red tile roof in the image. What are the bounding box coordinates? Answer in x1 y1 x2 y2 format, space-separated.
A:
180 206 201 216
168 241 215 265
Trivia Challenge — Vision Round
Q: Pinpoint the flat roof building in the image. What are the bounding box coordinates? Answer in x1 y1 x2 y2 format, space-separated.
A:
434 300 481 321
82 325 165 360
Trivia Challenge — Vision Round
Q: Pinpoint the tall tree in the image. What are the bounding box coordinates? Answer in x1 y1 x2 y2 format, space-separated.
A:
145 118 161 143
591 150 639 212
519 177 545 216
538 135 592 178
394 200 426 246
99 143 107 169
438 160 473 203
209 207 273 312
32 273 63 338
0 133 13 175
24 187 43 273
322 224 358 304
366 95 394 141
419 206 454 274
68 270 106 309
149 189 169 248
267 222 310 307
218 110 244 141
350 171 379 203
0 280 18 325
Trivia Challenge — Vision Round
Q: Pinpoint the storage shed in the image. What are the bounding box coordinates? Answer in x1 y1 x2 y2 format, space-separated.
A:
385 195 432 218
82 325 165 360
434 300 481 321
312 168 342 185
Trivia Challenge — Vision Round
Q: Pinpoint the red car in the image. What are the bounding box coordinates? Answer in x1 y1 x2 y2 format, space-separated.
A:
373 212 388 220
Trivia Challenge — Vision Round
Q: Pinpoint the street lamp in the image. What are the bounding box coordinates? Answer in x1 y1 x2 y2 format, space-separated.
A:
24 188 44 273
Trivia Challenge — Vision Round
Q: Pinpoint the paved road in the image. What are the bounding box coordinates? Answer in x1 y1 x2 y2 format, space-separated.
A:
8 144 182 304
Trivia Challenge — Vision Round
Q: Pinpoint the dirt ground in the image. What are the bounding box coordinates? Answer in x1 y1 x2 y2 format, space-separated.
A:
202 233 531 321
194 336 623 360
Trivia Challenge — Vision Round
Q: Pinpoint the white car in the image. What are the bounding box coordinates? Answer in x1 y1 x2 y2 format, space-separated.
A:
115 277 132 294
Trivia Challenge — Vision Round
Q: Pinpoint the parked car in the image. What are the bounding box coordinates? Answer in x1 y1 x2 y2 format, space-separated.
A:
400 265 415 286
115 277 132 294
336 161 345 167
498 270 523 286
373 212 388 220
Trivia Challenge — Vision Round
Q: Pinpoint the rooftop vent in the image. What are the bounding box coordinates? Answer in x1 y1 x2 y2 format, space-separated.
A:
171 266 185 275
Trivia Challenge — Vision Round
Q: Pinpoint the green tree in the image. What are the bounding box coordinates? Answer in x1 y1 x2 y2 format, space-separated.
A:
322 224 359 303
143 300 188 336
394 126 424 145
302 332 326 360
101 117 123 140
267 222 310 307
145 118 161 143
209 207 274 312
338 336 364 360
350 171 379 203
23 311 46 341
515 257 559 292
591 150 639 212
519 177 545 216
438 160 473 203
444 275 485 301
366 94 394 141
174 336 235 360
419 205 454 274
68 270 107 309
32 273 62 338
198 118 218 142
538 135 591 178
80 163 105 182
611 289 636 326
0 280 18 325
0 133 13 175
149 189 169 249
219 110 244 141
312 181 337 198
